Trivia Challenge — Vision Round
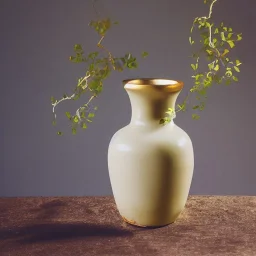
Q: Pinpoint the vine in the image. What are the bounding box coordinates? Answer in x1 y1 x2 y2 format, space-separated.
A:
161 0 242 124
51 2 148 135
51 0 243 133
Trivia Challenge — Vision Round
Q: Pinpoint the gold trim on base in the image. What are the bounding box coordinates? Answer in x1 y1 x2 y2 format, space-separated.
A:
121 216 173 228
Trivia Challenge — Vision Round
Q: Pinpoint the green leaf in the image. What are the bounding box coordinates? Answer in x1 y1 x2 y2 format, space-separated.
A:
189 37 195 45
192 114 200 120
52 119 56 126
192 105 199 109
88 52 99 60
51 96 56 104
82 123 87 129
81 111 85 119
191 64 197 70
214 64 219 71
214 28 219 34
237 33 242 41
72 128 77 135
234 66 240 72
159 118 166 125
74 44 83 52
125 53 131 60
141 51 149 58
127 60 138 69
205 22 211 28
57 131 63 136
206 49 213 55
199 89 207 96
236 59 242 66
226 79 231 85
221 32 226 41
232 76 238 81
94 106 98 111
225 70 232 77
65 112 71 119
69 56 75 62
177 104 185 111
199 102 205 110
88 113 95 118
227 33 233 39
222 49 229 56
73 116 79 123
227 40 235 48
208 62 215 70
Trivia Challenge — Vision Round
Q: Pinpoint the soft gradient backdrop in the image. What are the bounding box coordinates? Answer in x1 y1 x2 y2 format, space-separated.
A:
2 0 256 196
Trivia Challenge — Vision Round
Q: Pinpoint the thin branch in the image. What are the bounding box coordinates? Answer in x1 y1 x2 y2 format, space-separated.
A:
97 36 115 69
93 0 100 17
52 74 91 119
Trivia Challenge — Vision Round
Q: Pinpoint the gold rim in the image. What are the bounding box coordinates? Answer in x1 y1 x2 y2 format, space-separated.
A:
123 78 184 92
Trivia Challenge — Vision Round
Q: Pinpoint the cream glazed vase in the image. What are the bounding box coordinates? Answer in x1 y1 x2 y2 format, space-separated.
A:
108 78 194 227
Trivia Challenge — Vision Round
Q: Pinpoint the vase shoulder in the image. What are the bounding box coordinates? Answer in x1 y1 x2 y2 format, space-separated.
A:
109 122 193 154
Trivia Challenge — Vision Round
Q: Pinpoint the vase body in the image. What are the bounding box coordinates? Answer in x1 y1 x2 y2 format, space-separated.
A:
108 79 194 227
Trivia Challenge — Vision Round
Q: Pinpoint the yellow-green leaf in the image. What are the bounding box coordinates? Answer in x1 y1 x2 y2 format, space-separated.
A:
88 113 95 118
189 37 195 45
72 128 77 135
73 116 79 123
191 64 196 70
221 32 226 41
237 33 242 41
208 62 215 70
227 40 235 48
214 64 219 71
65 112 71 119
206 49 213 55
236 60 242 66
221 49 229 57
234 66 240 72
225 70 232 77
227 33 233 39
141 51 149 58
192 114 200 120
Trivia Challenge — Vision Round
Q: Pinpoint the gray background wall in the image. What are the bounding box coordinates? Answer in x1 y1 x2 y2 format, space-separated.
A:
1 0 256 196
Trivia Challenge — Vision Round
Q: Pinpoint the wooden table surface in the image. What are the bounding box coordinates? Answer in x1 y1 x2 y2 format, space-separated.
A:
0 196 255 256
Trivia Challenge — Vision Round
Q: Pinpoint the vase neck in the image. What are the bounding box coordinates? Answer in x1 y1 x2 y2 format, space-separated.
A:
124 79 182 127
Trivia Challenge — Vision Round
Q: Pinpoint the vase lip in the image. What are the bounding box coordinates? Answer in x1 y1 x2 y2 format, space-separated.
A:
123 78 184 92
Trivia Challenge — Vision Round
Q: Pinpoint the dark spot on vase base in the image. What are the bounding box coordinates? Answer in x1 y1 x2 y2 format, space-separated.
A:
121 216 174 229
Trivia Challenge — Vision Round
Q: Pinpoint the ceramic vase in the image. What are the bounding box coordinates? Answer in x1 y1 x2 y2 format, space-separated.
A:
108 79 194 227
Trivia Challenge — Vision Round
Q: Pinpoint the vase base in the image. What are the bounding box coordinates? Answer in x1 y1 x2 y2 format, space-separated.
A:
121 215 173 228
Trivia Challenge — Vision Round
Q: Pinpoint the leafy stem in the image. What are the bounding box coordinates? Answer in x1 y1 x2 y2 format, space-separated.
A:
161 0 242 124
51 1 148 135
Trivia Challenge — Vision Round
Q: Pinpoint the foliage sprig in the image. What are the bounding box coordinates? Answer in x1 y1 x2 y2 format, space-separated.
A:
161 0 242 124
51 16 148 135
51 0 243 134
